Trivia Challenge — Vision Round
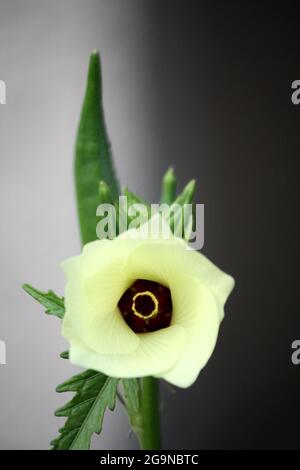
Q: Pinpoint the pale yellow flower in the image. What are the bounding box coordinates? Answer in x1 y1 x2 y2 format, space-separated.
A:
61 215 234 388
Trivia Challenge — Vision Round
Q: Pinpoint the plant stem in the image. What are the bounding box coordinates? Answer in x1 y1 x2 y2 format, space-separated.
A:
139 377 161 450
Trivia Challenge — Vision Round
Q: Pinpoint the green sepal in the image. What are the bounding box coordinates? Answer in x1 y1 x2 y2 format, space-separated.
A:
122 187 149 207
116 188 150 235
160 167 177 204
172 179 196 206
161 179 196 239
60 351 69 360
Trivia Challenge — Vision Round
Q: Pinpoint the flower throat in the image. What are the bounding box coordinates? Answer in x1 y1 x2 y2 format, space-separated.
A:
118 279 172 333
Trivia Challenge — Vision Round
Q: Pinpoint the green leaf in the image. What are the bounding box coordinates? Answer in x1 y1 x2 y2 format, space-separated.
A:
51 370 118 450
75 51 120 246
22 284 65 319
160 167 177 204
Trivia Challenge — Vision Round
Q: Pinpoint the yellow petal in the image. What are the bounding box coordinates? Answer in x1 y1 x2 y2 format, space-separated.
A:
185 250 235 320
62 280 140 355
68 324 186 378
62 240 140 355
126 239 234 319
118 212 174 241
155 276 220 388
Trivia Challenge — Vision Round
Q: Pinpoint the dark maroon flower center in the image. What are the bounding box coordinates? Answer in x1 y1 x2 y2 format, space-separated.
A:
118 279 172 333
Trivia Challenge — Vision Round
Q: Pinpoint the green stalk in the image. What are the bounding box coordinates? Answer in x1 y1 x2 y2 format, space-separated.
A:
123 378 161 450
139 377 161 449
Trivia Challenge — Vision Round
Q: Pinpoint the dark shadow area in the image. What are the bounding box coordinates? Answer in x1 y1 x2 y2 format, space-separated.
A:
145 1 300 449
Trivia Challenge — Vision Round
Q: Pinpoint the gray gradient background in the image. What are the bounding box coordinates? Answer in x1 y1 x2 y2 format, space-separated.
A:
0 0 299 449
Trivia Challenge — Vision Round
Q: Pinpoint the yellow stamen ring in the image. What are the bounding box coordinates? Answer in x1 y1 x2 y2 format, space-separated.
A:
132 290 159 320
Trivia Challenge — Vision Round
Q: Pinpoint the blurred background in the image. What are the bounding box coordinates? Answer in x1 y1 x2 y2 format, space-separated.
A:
0 0 299 449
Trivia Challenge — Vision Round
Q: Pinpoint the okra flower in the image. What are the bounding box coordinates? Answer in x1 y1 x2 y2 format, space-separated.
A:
61 215 234 388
